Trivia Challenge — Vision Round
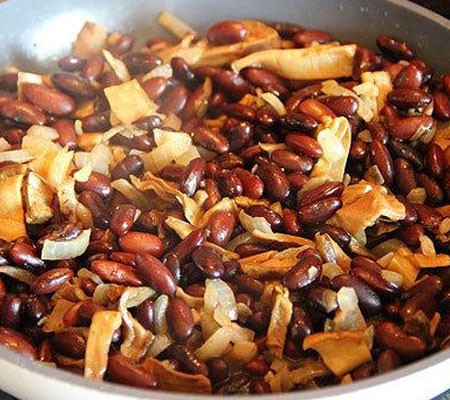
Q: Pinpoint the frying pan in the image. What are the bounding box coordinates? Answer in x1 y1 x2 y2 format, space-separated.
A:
0 0 449 399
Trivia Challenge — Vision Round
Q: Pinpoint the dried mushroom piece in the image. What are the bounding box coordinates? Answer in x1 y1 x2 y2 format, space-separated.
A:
325 287 366 332
333 181 405 244
74 21 108 57
143 357 212 393
42 299 75 333
303 328 373 376
156 20 281 67
385 247 420 289
232 44 357 80
0 173 27 241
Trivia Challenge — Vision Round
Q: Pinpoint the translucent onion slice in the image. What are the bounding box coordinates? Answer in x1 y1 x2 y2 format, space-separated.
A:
0 266 36 285
204 279 238 324
259 92 286 115
0 149 34 164
102 49 130 82
41 229 91 260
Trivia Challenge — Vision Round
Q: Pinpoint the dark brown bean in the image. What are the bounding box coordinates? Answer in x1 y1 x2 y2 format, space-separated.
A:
191 126 230 154
394 158 417 196
180 157 206 196
416 172 443 205
140 77 168 100
331 274 381 315
289 305 312 341
389 139 424 169
109 33 135 56
78 191 109 229
166 297 194 341
398 224 425 247
192 246 224 279
107 353 157 388
22 296 48 325
1 296 22 329
207 21 248 45
426 143 445 179
403 275 442 300
255 163 290 201
283 255 322 290
170 229 207 264
75 171 111 198
91 260 142 286
31 268 73 295
226 121 254 153
246 205 282 231
49 119 77 149
413 203 443 231
110 204 137 236
377 349 402 373
375 321 426 360
171 57 195 82
203 178 222 210
83 55 105 81
433 90 450 120
285 133 323 158
351 258 399 296
388 88 432 110
234 168 264 199
214 70 253 101
242 67 288 98
111 155 144 181
286 171 308 192
388 115 435 140
167 344 207 375
0 327 36 359
400 291 436 321
235 243 270 258
270 149 313 173
235 275 264 298
298 99 335 121
377 35 415 60
217 152 244 170
160 85 189 115
279 111 318 133
282 209 301 235
135 253 176 297
244 358 269 377
394 65 423 89
23 84 75 116
294 30 332 47
207 357 229 384
51 331 86 358
58 55 87 72
136 299 153 330
133 115 162 133
51 72 97 100
298 181 344 207
297 197 342 225
0 100 46 126
119 232 163 257
269 21 303 40
123 52 162 75
370 139 394 186
81 111 110 132
206 211 235 247
9 242 44 270
320 96 359 117
217 171 244 198
220 103 256 122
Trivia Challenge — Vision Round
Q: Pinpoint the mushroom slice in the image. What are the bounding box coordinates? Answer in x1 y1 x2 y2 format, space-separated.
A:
24 172 54 224
303 328 373 376
0 173 26 241
232 44 357 80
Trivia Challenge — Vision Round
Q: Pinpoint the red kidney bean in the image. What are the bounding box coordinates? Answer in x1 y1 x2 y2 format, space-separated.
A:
51 330 86 359
220 103 256 122
389 139 424 170
135 299 153 330
377 349 402 373
203 178 222 210
377 35 415 60
255 163 290 201
280 111 318 133
110 204 137 236
388 115 435 140
404 275 443 302
0 327 36 359
78 190 109 229
370 139 394 186
387 88 432 110
82 55 104 80
298 182 344 207
293 30 332 47
109 33 135 56
50 119 78 149
269 21 303 39
119 232 163 257
110 132 154 152
298 98 335 122
247 205 282 231
91 260 142 286
297 197 342 225
255 105 279 127
123 52 162 75
135 253 176 297
426 143 445 179
394 64 423 89
23 84 75 116
235 243 270 258
234 168 264 199
0 100 46 126
206 211 235 247
320 96 359 117
133 115 162 133
107 353 157 388
283 255 322 290
141 77 168 100
289 305 313 341
22 296 48 325
170 229 206 264
192 246 224 279
160 164 184 183
9 242 44 270
226 121 254 153
191 126 230 154
170 57 195 83
270 149 313 173
413 203 443 231
217 171 244 198
30 268 74 295
286 171 308 192
0 73 18 92
160 85 189 115
166 297 194 341
1 296 22 329
375 321 426 360
394 158 417 196
433 90 450 120
167 344 207 375
244 358 269 377
282 208 301 235
242 67 288 98
308 225 351 249
51 72 97 100
214 69 253 101
285 133 323 158
416 172 443 205
235 275 264 298
81 111 110 132
398 224 425 247
111 155 144 181
331 274 381 315
180 157 206 196
400 291 436 321
75 171 111 198
217 152 244 170
207 357 230 384
58 55 87 72
207 21 248 45
350 139 367 160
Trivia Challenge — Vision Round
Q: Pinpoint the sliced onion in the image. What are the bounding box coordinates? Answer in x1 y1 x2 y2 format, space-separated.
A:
239 209 273 234
153 294 169 334
143 64 173 80
407 187 427 204
27 125 59 141
381 270 403 287
259 92 286 115
77 267 103 285
41 229 91 260
225 341 257 364
102 124 147 143
0 266 36 285
73 165 92 182
103 49 130 82
157 11 196 39
74 143 111 175
111 178 149 209
0 137 11 152
204 279 238 324
147 334 173 357
0 149 34 164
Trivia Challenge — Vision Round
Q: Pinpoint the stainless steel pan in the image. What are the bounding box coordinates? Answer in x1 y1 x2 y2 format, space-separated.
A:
0 0 449 399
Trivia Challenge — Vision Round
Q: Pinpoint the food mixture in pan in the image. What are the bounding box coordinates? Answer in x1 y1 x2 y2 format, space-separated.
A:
0 12 450 395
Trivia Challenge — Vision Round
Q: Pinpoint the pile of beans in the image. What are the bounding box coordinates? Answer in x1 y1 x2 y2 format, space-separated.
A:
0 18 450 395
